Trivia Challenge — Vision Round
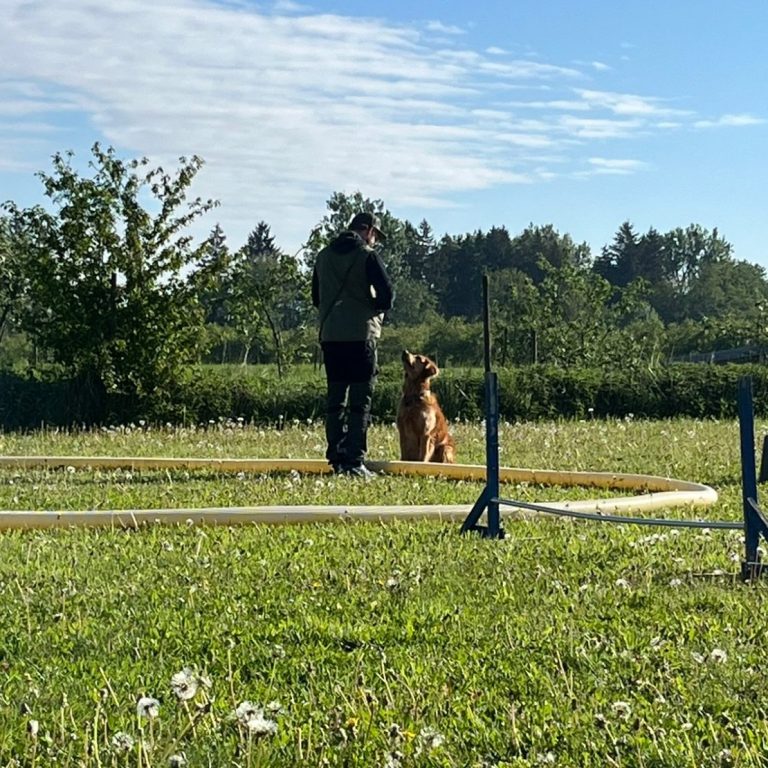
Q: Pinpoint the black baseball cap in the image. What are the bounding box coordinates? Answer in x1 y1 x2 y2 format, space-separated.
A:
349 212 387 242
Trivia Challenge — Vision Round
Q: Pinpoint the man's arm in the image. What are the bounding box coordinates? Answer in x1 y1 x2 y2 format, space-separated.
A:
366 252 394 311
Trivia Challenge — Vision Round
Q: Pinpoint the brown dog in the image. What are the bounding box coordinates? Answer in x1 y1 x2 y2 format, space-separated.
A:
397 350 456 463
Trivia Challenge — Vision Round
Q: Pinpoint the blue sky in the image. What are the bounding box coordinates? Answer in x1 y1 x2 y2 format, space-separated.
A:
1 0 766 266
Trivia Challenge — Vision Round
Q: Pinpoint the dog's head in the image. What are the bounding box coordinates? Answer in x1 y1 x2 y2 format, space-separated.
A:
401 349 439 384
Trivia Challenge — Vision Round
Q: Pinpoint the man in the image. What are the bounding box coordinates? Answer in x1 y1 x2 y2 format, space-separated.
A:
312 212 395 478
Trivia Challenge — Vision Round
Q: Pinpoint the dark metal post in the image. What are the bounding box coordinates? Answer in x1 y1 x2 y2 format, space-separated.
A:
461 275 503 538
739 377 764 578
759 435 768 484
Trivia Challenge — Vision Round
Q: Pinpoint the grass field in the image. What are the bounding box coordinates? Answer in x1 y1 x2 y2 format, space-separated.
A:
1 418 767 767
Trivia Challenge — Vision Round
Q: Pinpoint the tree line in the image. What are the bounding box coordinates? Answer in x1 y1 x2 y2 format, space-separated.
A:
2 146 767 412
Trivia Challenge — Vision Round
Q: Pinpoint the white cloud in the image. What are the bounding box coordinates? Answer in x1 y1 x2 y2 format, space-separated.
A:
585 157 648 174
425 20 465 35
0 0 756 250
695 113 765 128
575 89 691 117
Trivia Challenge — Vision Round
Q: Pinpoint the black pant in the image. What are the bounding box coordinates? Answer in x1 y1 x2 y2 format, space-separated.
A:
321 341 378 468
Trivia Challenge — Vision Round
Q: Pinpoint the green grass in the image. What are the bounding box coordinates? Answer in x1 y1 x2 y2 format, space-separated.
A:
0 419 766 767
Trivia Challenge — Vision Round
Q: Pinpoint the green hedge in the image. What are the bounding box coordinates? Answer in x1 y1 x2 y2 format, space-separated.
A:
1 364 767 429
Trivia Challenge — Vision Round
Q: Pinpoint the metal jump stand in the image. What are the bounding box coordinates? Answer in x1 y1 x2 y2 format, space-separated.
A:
460 275 504 539
458 277 768 575
738 376 768 580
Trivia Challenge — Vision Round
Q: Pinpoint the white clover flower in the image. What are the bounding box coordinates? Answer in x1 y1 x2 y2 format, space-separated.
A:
66 465 76 474
669 578 683 587
265 700 284 715
681 721 694 731
710 648 728 663
168 753 187 767
536 752 556 765
171 668 199 701
691 652 706 664
137 696 160 719
614 578 630 589
112 731 135 752
611 701 632 719
26 720 39 738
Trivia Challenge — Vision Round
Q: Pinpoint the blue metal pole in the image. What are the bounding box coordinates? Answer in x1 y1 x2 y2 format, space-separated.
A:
460 274 503 537
485 370 501 537
738 376 760 567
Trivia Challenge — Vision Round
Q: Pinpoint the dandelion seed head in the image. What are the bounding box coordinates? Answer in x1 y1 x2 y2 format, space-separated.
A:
418 726 445 750
384 750 404 768
246 712 277 737
611 700 632 719
136 696 160 719
112 731 135 752
171 668 198 701
235 700 259 724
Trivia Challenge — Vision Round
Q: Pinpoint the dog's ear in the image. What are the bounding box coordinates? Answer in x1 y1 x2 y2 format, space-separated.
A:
425 360 438 378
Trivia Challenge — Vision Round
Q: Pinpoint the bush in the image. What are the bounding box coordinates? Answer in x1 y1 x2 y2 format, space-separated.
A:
1 363 765 429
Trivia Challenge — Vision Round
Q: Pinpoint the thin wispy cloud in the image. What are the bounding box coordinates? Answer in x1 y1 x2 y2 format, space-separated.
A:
425 20 465 35
584 157 648 175
695 113 765 128
0 0 760 249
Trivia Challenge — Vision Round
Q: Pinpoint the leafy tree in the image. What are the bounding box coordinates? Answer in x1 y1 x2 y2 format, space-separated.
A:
683 259 768 323
536 261 614 367
432 232 485 318
489 268 540 365
227 221 307 376
662 224 733 293
2 144 219 416
509 224 591 284
200 223 231 323
0 215 30 344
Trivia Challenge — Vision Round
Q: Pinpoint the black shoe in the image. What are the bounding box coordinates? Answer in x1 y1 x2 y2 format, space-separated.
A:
340 464 376 480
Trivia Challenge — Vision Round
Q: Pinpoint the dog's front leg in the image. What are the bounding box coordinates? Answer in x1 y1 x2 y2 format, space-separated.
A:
419 435 435 462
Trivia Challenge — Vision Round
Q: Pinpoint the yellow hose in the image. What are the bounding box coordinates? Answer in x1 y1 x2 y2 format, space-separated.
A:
0 456 718 530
